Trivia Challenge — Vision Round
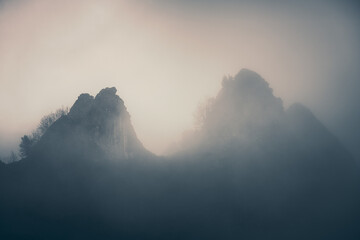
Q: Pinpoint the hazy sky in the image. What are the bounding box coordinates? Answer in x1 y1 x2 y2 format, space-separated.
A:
0 0 359 156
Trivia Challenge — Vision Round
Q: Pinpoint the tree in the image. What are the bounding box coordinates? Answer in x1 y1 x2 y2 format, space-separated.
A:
19 107 69 158
37 107 68 137
19 135 34 158
9 151 18 162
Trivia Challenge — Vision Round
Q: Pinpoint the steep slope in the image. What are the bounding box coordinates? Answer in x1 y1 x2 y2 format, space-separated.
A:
32 87 149 160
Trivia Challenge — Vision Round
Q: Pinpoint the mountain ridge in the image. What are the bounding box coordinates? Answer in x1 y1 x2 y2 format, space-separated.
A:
1 69 359 239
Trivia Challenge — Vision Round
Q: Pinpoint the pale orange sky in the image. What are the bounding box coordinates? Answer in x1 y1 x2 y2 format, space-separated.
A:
0 0 359 156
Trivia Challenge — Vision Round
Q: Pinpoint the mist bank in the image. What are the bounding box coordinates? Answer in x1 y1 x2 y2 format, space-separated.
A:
1 69 359 239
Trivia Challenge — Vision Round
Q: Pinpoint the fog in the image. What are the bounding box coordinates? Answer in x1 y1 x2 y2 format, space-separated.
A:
1 71 360 239
2 1 360 238
0 0 359 159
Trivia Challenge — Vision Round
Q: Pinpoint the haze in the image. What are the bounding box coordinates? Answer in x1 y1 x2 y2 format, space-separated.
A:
0 0 359 158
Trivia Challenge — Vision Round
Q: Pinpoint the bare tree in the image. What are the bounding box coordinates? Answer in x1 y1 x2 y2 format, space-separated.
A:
19 135 35 158
19 107 69 158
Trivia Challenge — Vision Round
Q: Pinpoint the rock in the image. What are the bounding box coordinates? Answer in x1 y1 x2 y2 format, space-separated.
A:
68 93 94 121
36 87 149 160
199 69 284 145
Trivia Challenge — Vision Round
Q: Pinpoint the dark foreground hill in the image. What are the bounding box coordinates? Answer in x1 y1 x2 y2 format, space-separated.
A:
0 70 359 240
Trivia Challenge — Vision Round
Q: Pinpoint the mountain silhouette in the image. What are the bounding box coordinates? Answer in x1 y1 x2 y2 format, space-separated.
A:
30 87 150 161
0 69 359 240
182 69 354 158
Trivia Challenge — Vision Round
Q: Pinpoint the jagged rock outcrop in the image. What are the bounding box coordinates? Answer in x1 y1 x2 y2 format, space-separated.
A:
68 93 94 121
200 69 284 143
35 87 149 160
183 69 356 166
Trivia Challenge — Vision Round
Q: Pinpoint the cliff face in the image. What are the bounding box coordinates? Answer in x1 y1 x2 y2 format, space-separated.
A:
36 87 148 160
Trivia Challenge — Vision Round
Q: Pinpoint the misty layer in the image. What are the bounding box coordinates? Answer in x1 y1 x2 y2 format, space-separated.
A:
0 70 359 239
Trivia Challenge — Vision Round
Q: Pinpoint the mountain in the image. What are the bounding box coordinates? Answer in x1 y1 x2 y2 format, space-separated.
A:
173 69 360 238
179 69 357 179
32 87 150 161
0 70 359 240
182 69 354 158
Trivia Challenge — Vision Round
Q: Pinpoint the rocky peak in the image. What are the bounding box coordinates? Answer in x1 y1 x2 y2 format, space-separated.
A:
222 68 267 90
38 87 149 160
93 87 125 115
219 69 283 114
68 93 94 121
202 69 284 141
